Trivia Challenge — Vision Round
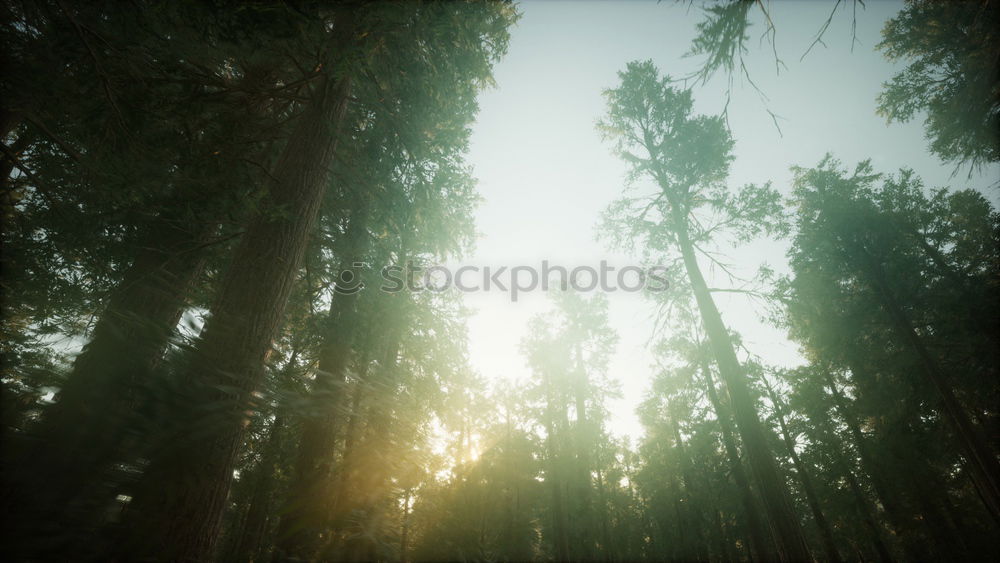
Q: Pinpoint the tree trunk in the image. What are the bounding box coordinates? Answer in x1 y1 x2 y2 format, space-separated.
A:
700 359 774 562
543 374 571 561
229 415 286 563
672 418 709 562
675 222 812 562
841 363 969 559
327 358 370 532
400 489 411 563
7 211 216 558
323 257 412 559
762 378 841 563
865 257 1000 523
826 368 921 557
595 467 615 562
276 192 371 559
572 347 596 560
119 13 356 559
831 438 893 563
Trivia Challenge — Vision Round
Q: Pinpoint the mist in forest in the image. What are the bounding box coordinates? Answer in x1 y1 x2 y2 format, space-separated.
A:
2 1 999 561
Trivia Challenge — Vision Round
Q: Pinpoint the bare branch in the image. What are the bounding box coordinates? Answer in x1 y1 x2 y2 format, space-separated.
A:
800 0 843 62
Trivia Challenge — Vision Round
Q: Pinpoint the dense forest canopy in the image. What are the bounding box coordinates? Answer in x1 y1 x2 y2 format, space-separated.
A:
1 1 998 561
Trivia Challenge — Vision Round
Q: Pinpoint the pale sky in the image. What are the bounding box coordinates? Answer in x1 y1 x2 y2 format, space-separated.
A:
456 0 1000 440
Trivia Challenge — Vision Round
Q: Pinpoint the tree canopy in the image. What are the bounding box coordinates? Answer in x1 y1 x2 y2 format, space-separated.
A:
1 2 997 562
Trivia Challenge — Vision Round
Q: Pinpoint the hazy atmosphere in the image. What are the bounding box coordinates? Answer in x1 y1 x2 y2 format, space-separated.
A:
463 0 999 440
2 1 999 561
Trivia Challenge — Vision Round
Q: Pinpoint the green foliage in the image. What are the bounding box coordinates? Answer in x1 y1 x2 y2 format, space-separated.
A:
877 0 1000 169
3 2 999 561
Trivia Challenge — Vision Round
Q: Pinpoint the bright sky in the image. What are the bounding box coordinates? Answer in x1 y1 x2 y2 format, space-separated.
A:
458 0 1000 441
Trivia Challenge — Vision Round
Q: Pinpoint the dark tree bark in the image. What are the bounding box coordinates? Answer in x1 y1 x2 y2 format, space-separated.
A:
838 363 969 559
810 401 893 563
275 191 371 559
6 211 216 557
119 13 357 559
228 415 286 563
827 368 919 556
864 255 1000 524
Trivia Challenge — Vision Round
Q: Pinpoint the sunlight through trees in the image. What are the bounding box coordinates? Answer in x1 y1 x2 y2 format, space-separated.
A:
1 1 998 561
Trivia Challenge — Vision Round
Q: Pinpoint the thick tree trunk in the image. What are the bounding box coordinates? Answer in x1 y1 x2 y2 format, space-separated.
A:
762 379 841 563
700 360 774 562
7 211 215 557
119 15 356 559
675 223 812 562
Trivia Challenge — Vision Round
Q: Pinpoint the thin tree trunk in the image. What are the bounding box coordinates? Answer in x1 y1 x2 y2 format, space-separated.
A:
826 368 920 556
672 418 710 562
119 13 356 558
336 343 401 563
595 467 615 562
838 448 893 563
675 220 811 561
762 378 841 563
400 489 411 563
572 346 596 560
276 191 371 559
543 373 571 561
709 507 728 563
229 415 286 563
842 363 969 559
700 359 774 562
323 250 412 559
328 358 370 530
816 373 893 562
864 257 1000 523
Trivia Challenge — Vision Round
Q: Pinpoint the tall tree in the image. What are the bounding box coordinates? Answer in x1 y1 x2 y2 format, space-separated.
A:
599 60 811 561
2 3 299 555
119 8 361 558
786 157 1000 525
